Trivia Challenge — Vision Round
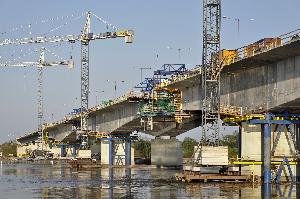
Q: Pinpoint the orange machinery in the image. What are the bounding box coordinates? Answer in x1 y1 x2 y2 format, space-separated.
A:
244 38 282 58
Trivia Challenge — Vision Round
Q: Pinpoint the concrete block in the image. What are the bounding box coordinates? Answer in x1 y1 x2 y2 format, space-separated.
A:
151 138 183 167
100 140 109 164
194 146 228 166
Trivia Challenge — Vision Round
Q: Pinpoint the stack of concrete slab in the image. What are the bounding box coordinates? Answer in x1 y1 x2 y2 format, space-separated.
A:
194 146 228 166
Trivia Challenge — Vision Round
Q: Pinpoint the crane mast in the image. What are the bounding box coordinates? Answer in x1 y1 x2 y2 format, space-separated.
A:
201 0 221 145
80 11 91 133
37 48 46 135
37 69 43 133
189 0 222 167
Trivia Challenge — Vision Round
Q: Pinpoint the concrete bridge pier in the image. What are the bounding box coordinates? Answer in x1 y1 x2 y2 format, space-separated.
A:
99 136 134 166
109 139 113 165
59 143 78 157
151 136 183 167
125 139 132 166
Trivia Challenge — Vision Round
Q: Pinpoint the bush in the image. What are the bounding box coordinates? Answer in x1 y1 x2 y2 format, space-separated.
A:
182 137 198 158
0 141 17 157
182 132 239 159
133 138 151 160
220 132 239 159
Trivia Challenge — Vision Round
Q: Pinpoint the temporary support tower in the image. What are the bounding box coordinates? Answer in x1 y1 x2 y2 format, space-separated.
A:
201 0 221 145
248 112 300 197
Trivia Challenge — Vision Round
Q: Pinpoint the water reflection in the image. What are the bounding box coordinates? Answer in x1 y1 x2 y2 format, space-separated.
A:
0 162 299 198
277 183 295 198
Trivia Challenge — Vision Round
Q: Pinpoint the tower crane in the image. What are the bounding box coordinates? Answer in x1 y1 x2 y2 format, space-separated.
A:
0 48 73 150
0 11 134 147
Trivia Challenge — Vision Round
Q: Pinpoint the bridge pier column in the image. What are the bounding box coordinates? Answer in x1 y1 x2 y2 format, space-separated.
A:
263 113 272 198
72 145 78 157
60 144 66 157
109 139 113 166
125 139 131 166
151 137 182 167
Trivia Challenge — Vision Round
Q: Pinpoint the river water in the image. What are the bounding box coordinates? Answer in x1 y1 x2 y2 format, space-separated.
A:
0 161 298 198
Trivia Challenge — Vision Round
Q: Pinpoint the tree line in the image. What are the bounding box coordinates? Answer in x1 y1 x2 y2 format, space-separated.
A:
0 141 17 157
133 132 239 160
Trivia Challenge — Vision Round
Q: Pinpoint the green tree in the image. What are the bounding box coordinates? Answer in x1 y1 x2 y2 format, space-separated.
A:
182 137 198 158
0 141 17 157
134 138 151 160
220 131 239 159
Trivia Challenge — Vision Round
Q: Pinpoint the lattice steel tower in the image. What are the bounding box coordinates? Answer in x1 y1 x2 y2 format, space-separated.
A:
37 49 44 134
201 0 221 145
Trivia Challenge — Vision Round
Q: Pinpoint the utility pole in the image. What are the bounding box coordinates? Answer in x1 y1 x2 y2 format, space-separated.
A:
114 80 125 98
138 67 151 82
177 48 182 60
107 80 125 99
223 16 254 34
95 90 104 105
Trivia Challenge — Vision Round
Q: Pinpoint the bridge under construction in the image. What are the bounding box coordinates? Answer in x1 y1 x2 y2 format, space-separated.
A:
0 1 299 197
16 27 300 181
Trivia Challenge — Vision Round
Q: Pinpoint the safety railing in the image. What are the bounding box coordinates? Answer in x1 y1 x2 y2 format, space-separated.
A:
222 29 300 66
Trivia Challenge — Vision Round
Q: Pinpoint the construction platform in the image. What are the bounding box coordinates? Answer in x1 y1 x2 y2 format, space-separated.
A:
175 172 252 183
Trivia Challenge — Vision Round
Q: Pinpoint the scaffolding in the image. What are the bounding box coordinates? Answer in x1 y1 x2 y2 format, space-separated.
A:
136 64 191 130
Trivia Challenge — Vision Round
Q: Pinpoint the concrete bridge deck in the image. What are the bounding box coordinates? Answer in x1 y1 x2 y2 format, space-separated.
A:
165 38 300 113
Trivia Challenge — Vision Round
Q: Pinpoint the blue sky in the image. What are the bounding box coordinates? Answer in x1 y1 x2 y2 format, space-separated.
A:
0 0 299 142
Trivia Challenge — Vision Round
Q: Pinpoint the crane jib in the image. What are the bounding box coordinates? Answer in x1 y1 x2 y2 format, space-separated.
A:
0 30 134 46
